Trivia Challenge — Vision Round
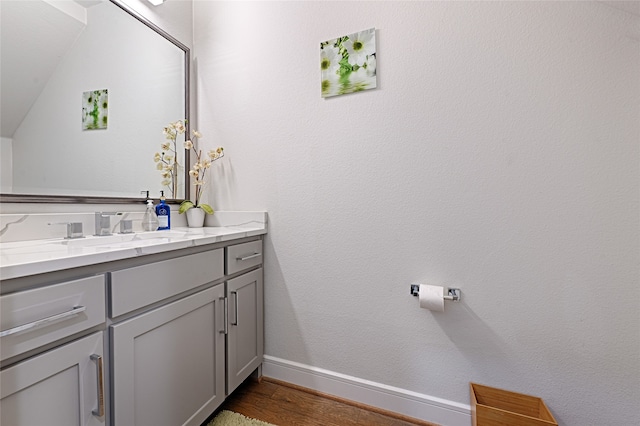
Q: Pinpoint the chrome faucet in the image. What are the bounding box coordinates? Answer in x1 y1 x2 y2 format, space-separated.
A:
94 212 121 236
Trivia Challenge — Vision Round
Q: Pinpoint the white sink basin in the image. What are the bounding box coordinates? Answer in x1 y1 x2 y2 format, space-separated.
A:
132 231 189 240
59 231 189 247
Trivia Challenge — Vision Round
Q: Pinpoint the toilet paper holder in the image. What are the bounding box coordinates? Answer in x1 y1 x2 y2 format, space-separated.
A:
410 284 461 301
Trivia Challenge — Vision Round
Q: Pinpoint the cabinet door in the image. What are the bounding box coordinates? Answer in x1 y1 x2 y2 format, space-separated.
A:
227 268 264 394
0 332 105 426
111 285 225 426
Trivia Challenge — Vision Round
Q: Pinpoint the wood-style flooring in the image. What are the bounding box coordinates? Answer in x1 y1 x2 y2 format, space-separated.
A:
208 377 438 426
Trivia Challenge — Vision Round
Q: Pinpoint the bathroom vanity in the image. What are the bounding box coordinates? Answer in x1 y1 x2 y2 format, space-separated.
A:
0 214 266 426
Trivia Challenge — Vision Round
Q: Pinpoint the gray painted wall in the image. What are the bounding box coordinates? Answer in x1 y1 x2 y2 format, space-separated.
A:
194 2 639 425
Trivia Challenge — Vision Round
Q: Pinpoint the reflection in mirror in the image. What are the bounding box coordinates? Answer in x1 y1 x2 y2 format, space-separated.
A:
0 0 189 203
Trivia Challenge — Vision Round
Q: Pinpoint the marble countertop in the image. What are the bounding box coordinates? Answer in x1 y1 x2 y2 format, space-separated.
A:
0 212 267 281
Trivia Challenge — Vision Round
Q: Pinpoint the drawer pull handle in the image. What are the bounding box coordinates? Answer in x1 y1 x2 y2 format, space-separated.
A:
90 354 105 417
236 252 260 261
220 297 228 335
230 291 238 326
0 305 86 337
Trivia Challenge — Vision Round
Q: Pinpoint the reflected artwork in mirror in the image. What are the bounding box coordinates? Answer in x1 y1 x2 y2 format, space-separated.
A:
0 0 190 204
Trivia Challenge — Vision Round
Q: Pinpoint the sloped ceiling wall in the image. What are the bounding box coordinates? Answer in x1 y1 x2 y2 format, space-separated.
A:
0 0 87 138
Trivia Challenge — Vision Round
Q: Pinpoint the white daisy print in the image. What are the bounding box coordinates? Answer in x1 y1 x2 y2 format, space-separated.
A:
321 44 342 78
344 28 376 66
320 28 376 98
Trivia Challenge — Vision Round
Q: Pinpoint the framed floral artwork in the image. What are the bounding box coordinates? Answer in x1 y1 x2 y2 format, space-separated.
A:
321 28 377 98
82 89 108 130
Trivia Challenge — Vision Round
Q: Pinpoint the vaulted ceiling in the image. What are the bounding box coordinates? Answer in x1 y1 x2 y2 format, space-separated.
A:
0 1 90 138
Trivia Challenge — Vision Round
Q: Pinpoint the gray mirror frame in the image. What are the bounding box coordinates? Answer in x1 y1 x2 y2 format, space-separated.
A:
0 0 190 205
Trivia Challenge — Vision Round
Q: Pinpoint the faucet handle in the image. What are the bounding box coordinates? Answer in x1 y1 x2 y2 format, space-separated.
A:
119 219 133 234
48 222 84 239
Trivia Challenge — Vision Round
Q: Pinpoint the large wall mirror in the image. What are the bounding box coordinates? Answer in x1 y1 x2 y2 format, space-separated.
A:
0 0 190 204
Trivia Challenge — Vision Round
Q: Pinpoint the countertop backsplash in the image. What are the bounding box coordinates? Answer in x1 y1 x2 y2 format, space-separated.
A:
0 210 266 244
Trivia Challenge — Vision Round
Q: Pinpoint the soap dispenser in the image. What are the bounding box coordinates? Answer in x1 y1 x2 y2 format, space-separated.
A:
141 191 159 232
156 190 170 230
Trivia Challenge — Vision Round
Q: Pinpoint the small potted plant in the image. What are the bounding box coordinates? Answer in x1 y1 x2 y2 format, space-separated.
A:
178 129 224 227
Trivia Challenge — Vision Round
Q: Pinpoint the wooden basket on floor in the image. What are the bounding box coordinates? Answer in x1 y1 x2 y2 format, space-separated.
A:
470 383 558 426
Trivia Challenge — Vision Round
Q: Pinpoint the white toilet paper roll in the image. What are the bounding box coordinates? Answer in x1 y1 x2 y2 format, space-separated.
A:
419 284 445 312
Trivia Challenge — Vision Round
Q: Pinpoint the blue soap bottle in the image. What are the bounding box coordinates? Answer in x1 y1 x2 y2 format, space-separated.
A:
156 190 170 230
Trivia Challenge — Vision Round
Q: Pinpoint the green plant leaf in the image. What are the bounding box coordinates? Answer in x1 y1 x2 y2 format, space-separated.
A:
200 204 214 215
178 200 194 214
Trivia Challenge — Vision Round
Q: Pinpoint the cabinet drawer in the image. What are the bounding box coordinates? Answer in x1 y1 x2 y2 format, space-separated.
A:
110 249 223 318
1 275 105 361
226 240 263 275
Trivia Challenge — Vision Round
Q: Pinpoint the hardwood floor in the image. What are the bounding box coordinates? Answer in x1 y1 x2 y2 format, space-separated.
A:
208 377 438 426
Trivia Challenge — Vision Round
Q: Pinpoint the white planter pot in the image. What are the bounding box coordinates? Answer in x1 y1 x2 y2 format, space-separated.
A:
185 207 205 228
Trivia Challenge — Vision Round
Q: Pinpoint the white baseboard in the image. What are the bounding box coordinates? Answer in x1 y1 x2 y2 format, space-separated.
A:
262 355 471 426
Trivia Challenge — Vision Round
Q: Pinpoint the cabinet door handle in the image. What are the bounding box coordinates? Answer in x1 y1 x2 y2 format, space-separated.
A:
0 305 86 337
230 291 238 326
219 297 228 335
236 252 260 261
90 354 105 417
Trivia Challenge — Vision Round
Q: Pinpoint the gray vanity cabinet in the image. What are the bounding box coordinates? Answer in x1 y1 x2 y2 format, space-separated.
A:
109 238 264 426
0 275 106 426
109 249 226 426
226 267 264 394
0 235 264 426
0 332 105 426
110 285 226 426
